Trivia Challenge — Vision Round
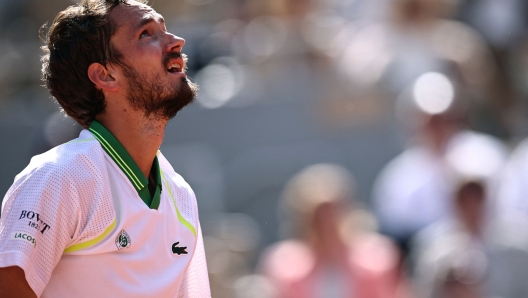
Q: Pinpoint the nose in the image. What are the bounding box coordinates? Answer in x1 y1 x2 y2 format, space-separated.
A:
166 33 185 52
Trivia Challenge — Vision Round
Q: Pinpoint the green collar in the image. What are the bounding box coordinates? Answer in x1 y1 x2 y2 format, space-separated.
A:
89 120 161 209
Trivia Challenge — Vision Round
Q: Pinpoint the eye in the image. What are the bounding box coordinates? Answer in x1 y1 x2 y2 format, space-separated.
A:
139 30 150 38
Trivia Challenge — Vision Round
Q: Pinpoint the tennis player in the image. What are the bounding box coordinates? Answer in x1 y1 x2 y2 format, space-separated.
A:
0 0 210 297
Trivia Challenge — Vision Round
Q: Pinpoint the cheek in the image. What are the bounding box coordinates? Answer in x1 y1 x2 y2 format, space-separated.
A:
126 43 163 69
140 40 164 57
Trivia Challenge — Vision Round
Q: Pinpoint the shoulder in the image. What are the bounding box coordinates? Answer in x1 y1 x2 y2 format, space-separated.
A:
157 151 199 225
6 134 107 203
446 130 508 163
18 136 104 181
349 233 400 272
157 151 193 193
488 215 528 251
372 146 432 196
506 137 528 170
377 146 431 180
513 137 528 155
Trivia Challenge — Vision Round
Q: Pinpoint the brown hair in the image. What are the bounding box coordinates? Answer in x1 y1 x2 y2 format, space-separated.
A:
41 0 146 128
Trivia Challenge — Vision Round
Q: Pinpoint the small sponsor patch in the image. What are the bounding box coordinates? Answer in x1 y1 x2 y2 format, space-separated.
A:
115 229 131 250
12 232 36 247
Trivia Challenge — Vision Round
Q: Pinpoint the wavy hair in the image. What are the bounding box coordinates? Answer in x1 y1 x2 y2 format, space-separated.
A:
41 0 147 128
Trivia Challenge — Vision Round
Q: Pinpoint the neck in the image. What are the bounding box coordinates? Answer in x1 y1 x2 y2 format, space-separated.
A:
96 110 166 178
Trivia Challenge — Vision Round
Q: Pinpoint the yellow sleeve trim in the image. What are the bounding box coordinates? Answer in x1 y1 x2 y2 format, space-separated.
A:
63 218 117 253
160 171 197 237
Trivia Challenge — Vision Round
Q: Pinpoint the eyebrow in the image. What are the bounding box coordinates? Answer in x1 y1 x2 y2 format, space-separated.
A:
134 14 166 32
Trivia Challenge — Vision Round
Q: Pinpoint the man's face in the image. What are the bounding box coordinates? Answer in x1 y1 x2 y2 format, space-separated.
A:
108 1 197 120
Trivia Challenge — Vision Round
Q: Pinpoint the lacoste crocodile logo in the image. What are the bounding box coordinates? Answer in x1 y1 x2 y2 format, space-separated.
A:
172 242 188 255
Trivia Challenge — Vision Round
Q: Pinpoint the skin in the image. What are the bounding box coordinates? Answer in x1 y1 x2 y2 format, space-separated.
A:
456 183 485 237
310 202 348 264
0 266 36 298
0 2 188 296
90 1 187 178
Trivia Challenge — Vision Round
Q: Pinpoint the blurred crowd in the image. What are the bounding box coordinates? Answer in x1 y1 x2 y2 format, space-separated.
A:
3 0 528 297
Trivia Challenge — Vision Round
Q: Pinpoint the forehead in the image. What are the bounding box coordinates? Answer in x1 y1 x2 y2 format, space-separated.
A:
109 1 163 33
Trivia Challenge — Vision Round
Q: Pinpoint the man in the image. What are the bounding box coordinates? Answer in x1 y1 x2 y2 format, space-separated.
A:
372 72 507 257
412 180 528 298
0 0 211 297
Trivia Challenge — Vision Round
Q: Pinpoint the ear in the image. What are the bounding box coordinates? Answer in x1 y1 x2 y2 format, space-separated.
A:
87 62 119 92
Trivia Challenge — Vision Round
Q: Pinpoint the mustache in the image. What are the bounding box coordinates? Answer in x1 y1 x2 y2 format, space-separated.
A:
163 52 188 72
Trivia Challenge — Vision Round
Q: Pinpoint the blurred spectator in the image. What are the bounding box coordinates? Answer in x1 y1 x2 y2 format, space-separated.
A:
258 164 410 298
434 263 485 298
496 137 528 216
412 178 528 297
457 0 528 138
333 0 509 137
373 72 507 255
2 0 528 295
338 0 496 94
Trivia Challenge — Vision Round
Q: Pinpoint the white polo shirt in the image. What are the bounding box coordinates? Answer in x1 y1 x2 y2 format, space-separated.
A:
0 120 210 297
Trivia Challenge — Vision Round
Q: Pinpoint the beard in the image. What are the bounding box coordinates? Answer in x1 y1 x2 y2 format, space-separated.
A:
122 59 198 121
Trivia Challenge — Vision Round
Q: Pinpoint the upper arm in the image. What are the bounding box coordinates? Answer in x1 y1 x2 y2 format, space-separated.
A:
0 166 81 296
0 266 37 298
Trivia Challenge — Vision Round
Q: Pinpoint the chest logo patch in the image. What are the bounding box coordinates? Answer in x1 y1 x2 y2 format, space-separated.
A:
115 229 131 250
172 242 188 255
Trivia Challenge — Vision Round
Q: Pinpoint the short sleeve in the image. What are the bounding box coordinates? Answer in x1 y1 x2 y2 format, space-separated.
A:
0 164 80 297
178 223 211 298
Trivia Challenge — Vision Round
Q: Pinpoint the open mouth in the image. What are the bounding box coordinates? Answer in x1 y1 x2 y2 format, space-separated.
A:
164 52 188 75
167 62 182 73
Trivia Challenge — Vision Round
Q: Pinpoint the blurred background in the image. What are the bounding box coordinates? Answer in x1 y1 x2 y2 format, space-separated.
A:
3 0 528 297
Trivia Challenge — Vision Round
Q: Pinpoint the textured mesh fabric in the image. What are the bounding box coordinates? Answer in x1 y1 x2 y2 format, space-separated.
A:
177 223 211 298
158 153 198 227
0 139 115 296
0 133 210 297
158 153 211 298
